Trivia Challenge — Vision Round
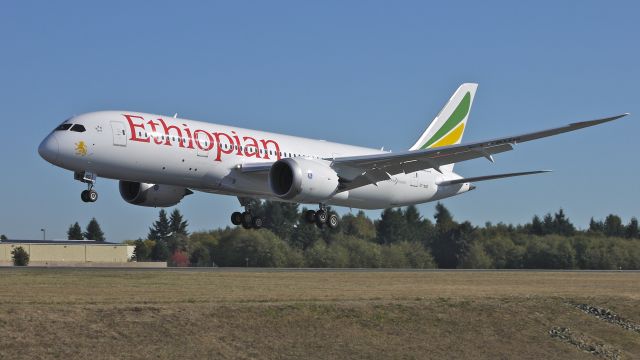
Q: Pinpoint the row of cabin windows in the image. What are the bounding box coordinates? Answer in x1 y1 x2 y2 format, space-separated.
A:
137 131 322 159
55 124 86 132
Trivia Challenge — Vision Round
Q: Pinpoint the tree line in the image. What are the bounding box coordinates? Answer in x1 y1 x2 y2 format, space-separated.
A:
129 202 640 270
67 218 105 241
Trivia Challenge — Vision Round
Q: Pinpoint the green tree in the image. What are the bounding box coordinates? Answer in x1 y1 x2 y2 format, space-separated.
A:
166 233 188 253
133 239 151 261
214 228 291 267
150 240 170 261
405 205 431 244
461 242 493 269
552 209 575 236
529 215 544 236
604 214 624 237
588 218 604 234
329 234 382 268
542 213 554 235
380 243 409 268
169 209 189 236
11 246 29 266
397 241 436 269
83 218 105 241
304 241 349 268
189 230 221 265
341 210 376 241
376 208 408 244
289 212 321 250
430 203 475 268
67 222 83 240
262 201 299 240
189 244 212 267
626 217 639 239
148 210 171 241
522 235 576 269
1 234 7 241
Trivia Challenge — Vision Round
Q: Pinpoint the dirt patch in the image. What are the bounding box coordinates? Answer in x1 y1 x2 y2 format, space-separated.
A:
549 327 622 359
574 304 640 333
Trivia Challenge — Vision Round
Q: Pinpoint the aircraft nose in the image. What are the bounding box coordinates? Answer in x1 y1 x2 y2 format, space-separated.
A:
38 133 59 163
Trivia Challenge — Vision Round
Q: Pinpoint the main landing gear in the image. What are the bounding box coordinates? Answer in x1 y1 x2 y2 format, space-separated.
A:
75 171 98 203
304 204 338 229
231 197 264 229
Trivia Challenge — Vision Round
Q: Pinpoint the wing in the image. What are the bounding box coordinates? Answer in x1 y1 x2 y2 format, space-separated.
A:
436 170 551 186
332 113 629 191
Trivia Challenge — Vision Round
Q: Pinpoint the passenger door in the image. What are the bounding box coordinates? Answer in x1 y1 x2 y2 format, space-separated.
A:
110 121 127 147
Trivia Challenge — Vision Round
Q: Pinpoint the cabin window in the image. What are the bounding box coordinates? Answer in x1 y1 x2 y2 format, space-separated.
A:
70 124 86 132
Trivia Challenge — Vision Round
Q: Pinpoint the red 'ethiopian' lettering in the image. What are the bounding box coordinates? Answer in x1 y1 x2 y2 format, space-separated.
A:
213 132 234 161
122 114 281 163
260 139 281 160
193 129 214 152
157 118 184 147
125 114 149 143
243 136 260 158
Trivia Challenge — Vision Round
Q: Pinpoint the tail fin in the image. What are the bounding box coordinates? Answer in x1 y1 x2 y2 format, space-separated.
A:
410 83 478 171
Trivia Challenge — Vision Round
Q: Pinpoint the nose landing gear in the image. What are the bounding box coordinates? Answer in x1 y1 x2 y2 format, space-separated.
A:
75 171 98 203
81 188 98 203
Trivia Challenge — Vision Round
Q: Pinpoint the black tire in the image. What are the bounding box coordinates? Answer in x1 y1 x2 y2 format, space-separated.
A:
327 214 339 229
88 189 98 202
231 212 243 225
241 212 253 229
305 210 316 223
80 190 89 202
252 217 263 229
315 210 327 224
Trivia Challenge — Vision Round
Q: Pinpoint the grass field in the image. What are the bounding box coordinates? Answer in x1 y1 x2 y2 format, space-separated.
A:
1 269 639 359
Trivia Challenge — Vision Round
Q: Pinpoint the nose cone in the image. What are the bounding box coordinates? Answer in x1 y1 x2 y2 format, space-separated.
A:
38 133 59 164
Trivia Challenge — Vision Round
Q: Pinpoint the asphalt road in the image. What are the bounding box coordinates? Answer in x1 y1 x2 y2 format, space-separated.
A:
1 266 638 273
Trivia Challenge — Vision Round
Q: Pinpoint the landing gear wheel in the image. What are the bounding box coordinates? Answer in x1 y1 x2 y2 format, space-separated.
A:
87 189 98 202
252 217 263 229
231 212 243 226
81 190 89 202
327 214 339 229
305 210 316 223
241 212 253 229
315 210 327 228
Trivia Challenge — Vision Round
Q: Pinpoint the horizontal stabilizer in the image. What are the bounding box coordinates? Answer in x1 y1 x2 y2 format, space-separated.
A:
437 170 551 186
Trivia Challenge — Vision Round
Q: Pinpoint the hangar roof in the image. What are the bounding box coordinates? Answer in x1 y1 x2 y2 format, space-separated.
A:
0 239 121 245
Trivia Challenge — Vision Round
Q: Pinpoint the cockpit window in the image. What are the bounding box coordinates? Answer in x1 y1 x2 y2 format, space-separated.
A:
70 124 86 132
55 124 72 131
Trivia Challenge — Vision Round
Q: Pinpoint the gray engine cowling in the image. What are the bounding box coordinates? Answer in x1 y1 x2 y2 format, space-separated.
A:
269 158 339 202
119 181 193 207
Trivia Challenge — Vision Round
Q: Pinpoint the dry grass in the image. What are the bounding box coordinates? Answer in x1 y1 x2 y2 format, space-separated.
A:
1 269 639 359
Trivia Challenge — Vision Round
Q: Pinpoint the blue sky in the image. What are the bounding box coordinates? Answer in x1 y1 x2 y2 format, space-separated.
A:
1 1 638 241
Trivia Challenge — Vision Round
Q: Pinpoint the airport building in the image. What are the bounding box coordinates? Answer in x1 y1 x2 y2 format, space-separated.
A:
0 239 135 266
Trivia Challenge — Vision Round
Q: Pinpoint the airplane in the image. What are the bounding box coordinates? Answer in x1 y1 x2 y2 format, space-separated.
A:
38 83 629 229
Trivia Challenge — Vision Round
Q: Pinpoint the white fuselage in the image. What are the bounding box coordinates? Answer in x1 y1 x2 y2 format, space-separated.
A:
39 111 471 209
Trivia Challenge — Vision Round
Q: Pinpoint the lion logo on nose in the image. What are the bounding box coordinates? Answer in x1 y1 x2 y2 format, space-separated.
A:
75 141 88 156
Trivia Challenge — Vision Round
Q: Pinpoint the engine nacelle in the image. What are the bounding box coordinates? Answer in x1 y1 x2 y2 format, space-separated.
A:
119 181 193 207
269 158 339 202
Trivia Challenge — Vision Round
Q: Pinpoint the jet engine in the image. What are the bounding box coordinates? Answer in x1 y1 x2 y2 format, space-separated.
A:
119 181 193 207
269 158 339 202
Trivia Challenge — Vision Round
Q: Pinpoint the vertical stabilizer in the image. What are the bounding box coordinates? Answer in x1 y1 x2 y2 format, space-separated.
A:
410 83 478 172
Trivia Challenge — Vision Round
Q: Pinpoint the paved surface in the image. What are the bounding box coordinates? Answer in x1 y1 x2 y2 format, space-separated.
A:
1 266 638 273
